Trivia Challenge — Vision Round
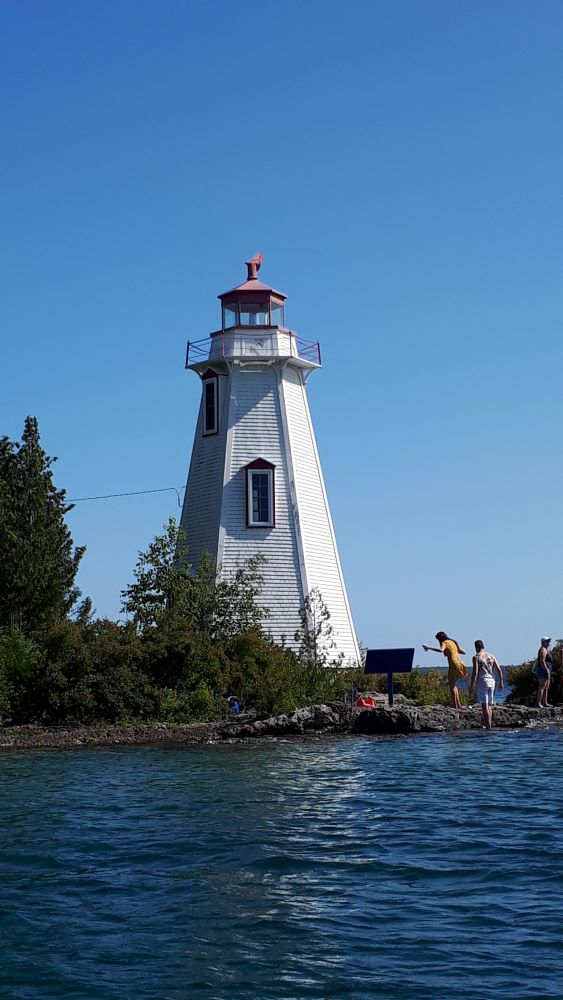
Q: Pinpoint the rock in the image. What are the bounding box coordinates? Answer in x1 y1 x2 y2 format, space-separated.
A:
352 704 563 735
353 708 420 735
1 703 563 752
218 704 345 740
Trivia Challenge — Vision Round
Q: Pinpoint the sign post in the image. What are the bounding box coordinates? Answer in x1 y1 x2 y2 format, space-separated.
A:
364 648 415 708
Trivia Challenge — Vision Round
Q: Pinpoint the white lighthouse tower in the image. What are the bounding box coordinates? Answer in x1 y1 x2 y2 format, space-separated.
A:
180 255 359 663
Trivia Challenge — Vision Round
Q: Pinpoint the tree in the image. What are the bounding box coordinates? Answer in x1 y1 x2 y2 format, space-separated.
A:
0 416 85 634
121 517 191 629
211 552 270 643
121 518 269 642
294 587 341 668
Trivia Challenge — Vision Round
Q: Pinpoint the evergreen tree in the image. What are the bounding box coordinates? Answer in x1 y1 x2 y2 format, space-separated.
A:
0 416 85 633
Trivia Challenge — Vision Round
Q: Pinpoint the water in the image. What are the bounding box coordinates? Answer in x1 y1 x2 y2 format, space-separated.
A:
2 731 563 1000
413 666 511 701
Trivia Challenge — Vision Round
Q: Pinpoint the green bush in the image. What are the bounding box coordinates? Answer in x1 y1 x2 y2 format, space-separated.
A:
156 684 225 723
507 640 563 705
222 630 362 717
369 668 452 706
0 630 44 718
0 618 459 725
29 619 156 725
141 620 224 692
506 664 536 705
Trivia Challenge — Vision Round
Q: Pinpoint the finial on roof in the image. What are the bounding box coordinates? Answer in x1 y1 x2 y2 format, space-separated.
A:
245 252 263 281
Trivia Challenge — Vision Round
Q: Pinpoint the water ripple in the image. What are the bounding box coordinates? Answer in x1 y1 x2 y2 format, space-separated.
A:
1 730 563 998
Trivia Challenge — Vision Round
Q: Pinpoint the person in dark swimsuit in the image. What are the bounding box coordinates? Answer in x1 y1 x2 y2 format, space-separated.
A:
536 637 552 708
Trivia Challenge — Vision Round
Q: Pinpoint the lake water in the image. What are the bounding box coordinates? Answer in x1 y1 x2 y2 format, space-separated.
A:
2 731 563 999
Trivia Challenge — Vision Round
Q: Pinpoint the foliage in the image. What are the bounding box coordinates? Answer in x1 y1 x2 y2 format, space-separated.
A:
0 417 85 634
44 619 156 724
0 477 459 726
1 620 156 725
212 553 270 642
122 519 268 642
0 431 458 728
368 668 453 706
223 630 361 717
294 587 342 668
507 639 563 705
139 616 226 721
0 630 44 718
156 685 225 724
121 517 192 629
13 424 563 727
0 428 373 728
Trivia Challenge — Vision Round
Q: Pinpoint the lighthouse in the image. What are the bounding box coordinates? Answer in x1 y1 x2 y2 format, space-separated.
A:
180 255 359 663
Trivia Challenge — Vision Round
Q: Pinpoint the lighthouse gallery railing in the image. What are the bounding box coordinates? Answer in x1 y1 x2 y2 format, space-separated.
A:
185 330 321 369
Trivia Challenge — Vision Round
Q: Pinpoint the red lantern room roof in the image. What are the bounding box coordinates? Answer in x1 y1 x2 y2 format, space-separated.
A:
218 253 286 303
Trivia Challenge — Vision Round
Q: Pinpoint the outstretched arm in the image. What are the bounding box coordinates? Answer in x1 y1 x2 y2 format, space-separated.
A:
422 644 443 654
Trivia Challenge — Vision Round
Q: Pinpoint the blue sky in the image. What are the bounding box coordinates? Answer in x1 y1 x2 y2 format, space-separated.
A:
1 0 562 664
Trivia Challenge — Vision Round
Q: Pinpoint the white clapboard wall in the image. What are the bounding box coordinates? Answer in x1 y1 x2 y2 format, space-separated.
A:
181 357 359 664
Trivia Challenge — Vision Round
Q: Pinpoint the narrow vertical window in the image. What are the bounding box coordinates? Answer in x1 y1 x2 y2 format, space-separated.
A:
202 376 218 435
245 459 275 527
251 472 270 523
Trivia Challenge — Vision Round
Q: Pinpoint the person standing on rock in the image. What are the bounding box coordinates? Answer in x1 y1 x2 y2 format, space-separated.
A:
469 640 504 730
422 632 468 709
534 637 553 708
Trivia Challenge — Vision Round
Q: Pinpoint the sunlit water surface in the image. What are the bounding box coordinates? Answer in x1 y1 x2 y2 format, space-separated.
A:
2 731 563 999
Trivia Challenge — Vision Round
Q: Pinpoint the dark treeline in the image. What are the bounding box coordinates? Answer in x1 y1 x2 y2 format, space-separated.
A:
0 418 359 725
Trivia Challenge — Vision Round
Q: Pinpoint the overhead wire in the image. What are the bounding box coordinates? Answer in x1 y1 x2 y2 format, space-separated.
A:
69 486 185 507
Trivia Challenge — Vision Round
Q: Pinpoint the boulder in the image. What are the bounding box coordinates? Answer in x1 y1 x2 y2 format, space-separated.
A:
352 704 563 735
220 703 344 740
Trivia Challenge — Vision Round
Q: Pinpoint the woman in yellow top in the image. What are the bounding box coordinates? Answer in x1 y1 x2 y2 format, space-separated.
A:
422 631 468 709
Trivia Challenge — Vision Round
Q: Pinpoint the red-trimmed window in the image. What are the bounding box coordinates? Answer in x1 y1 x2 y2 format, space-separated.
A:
201 371 218 435
245 459 275 527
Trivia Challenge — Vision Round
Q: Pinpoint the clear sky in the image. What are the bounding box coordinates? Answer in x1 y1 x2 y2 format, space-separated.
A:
1 0 562 664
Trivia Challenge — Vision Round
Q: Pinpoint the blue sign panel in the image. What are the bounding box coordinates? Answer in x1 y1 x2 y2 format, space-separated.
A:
365 648 415 675
363 648 415 708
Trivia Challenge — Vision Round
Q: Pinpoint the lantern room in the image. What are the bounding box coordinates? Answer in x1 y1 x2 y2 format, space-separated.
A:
185 253 321 370
219 253 286 330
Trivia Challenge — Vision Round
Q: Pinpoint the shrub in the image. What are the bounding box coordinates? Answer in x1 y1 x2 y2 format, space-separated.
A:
369 668 452 706
0 630 44 719
222 630 362 717
506 664 536 705
35 619 155 724
156 684 225 723
507 640 563 705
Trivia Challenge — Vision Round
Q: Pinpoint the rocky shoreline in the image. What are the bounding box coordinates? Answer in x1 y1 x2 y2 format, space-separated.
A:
1 701 563 752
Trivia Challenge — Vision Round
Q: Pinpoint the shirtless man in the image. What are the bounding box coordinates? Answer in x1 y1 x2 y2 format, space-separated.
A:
469 640 504 730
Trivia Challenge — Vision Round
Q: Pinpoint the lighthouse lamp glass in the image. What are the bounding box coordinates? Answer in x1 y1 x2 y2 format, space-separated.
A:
239 302 269 326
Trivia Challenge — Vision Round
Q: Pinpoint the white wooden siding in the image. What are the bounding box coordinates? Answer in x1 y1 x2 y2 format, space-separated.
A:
219 364 305 647
281 366 360 663
180 376 229 568
181 359 359 662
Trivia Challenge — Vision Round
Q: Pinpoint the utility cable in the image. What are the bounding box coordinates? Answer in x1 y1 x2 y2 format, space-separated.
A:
69 486 185 507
